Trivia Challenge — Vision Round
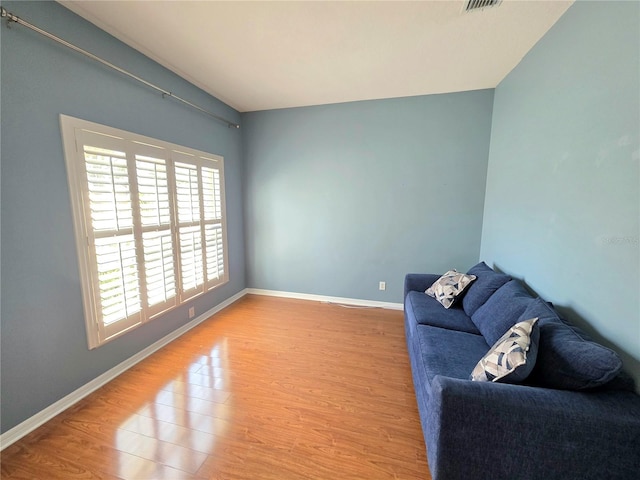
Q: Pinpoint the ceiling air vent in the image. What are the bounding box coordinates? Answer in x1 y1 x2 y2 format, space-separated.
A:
464 0 502 13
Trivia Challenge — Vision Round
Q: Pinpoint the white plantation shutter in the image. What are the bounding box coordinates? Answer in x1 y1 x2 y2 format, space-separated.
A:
80 134 142 340
135 151 177 317
61 115 228 349
174 159 204 299
202 166 225 282
173 154 227 300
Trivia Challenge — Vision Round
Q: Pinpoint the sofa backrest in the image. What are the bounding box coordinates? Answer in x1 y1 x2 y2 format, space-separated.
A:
470 279 535 346
521 298 624 391
462 262 511 316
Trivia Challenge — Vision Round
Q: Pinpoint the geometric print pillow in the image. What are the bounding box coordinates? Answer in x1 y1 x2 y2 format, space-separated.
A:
470 317 540 383
425 270 476 309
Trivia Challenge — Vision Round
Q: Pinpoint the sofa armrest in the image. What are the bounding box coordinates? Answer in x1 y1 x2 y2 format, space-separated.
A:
429 375 640 480
404 273 440 299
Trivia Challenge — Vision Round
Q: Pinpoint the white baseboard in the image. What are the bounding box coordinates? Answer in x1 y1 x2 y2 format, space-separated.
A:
246 288 403 311
0 289 248 451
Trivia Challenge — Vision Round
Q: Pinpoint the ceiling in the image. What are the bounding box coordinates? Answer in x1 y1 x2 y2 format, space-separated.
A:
59 0 574 113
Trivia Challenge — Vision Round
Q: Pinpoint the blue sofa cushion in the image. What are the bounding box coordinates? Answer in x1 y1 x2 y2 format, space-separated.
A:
470 279 535 345
462 262 511 316
522 298 623 390
425 270 476 308
405 291 480 334
416 325 489 385
470 317 540 383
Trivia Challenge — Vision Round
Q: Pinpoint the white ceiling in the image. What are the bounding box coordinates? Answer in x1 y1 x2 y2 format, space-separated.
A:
59 0 574 113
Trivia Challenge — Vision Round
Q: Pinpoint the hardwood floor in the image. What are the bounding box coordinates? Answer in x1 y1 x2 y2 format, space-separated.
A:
1 295 430 479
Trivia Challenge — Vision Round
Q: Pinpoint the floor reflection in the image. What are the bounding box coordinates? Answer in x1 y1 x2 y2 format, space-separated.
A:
116 338 231 478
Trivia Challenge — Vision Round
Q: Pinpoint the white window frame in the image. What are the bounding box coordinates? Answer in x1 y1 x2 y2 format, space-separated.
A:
60 115 229 349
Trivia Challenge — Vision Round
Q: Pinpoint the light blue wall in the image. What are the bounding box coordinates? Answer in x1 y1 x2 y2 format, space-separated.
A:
0 1 245 432
242 91 494 302
481 1 640 384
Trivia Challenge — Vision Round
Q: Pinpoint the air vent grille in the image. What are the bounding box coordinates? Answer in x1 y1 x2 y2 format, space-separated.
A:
465 0 502 12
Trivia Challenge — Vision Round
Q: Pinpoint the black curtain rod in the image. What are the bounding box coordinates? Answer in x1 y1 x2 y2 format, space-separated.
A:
1 6 240 129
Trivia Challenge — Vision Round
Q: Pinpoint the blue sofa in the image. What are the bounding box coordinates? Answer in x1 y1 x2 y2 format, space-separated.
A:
404 262 640 480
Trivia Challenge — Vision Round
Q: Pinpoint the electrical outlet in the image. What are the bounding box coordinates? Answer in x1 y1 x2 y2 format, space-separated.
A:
379 281 386 291
188 307 195 318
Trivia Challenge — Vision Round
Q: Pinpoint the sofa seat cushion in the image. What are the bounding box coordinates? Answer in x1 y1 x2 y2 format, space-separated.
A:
405 291 480 334
416 324 489 385
462 262 511 316
470 279 535 345
521 298 623 390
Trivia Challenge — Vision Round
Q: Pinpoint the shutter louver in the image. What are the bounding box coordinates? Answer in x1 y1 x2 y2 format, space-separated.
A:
175 162 200 224
95 235 141 325
136 155 171 227
179 225 204 291
142 231 176 307
205 224 224 281
202 167 222 221
85 147 132 231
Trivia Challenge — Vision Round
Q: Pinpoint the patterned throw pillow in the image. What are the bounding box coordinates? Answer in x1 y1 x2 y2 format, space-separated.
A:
470 317 540 383
425 270 477 309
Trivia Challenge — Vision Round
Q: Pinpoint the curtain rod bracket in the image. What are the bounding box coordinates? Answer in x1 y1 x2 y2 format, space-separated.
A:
1 6 19 27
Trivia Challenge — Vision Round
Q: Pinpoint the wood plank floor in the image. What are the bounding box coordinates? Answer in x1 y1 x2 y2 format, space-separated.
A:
1 295 430 479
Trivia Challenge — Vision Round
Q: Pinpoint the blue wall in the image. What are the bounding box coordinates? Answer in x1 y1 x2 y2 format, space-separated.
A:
0 1 245 433
242 91 494 302
481 0 640 384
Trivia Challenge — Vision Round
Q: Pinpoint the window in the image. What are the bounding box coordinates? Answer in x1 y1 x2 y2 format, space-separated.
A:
60 115 228 348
